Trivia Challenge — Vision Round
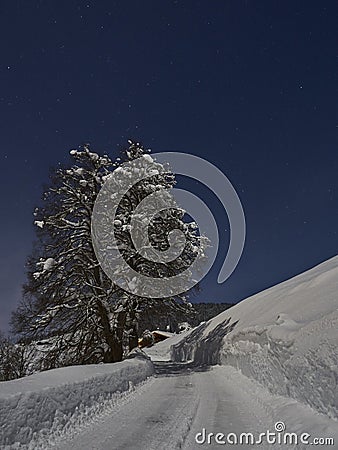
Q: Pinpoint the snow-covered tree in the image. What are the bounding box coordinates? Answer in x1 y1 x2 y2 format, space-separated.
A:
11 141 205 367
11 145 121 365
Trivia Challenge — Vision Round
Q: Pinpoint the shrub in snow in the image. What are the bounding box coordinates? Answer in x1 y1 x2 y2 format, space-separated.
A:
0 333 32 381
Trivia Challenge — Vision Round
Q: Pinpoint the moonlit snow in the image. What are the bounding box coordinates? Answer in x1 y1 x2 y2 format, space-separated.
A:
0 256 337 449
172 254 338 421
0 352 153 448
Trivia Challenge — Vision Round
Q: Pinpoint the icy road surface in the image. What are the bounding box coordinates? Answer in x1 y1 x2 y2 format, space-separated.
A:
53 361 337 450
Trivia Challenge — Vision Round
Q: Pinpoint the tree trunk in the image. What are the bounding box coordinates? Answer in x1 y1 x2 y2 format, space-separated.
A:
112 310 127 361
96 299 124 363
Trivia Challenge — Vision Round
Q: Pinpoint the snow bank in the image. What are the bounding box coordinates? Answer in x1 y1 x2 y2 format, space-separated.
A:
172 255 338 421
0 354 153 449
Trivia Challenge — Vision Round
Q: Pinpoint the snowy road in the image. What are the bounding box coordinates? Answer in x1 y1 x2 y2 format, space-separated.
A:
52 361 310 450
3 258 337 449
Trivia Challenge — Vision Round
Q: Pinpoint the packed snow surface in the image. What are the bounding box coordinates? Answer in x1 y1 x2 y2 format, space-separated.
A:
0 352 153 449
172 255 338 422
47 362 338 449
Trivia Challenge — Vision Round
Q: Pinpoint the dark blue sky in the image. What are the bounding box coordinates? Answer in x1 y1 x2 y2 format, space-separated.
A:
1 1 337 332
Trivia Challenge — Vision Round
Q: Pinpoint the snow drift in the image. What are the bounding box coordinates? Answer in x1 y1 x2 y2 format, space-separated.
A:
172 255 338 421
0 351 153 449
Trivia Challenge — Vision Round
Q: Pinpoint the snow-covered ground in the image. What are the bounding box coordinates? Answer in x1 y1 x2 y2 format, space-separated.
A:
0 256 337 449
0 350 153 449
51 361 337 450
171 255 338 441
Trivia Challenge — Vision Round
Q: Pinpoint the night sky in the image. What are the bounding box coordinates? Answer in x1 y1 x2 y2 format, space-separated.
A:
1 1 338 332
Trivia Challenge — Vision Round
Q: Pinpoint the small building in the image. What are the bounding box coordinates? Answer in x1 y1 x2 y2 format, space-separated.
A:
138 330 174 348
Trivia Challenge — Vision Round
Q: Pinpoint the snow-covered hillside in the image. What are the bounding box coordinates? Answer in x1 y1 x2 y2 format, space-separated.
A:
172 255 338 422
